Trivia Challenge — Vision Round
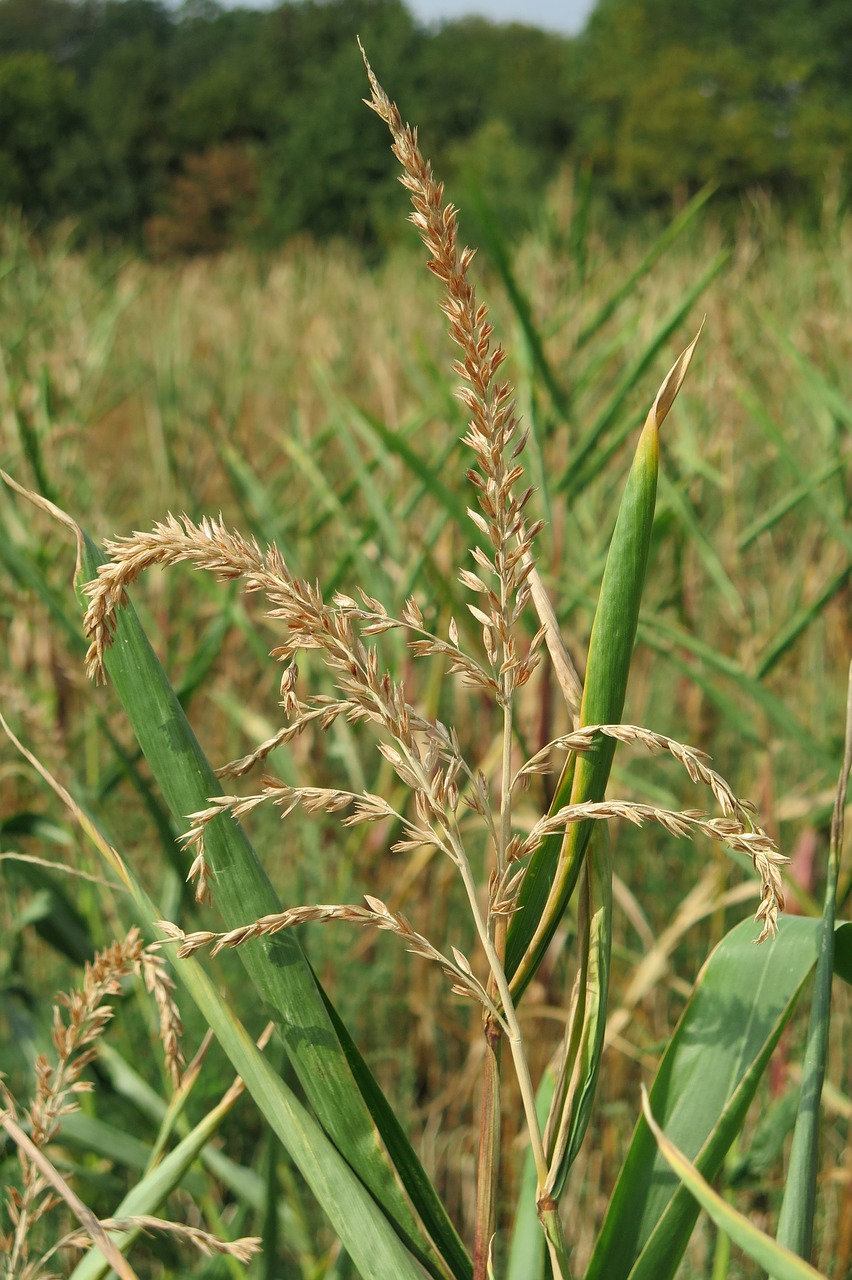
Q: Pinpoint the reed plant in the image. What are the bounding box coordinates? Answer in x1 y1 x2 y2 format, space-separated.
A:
1 50 851 1280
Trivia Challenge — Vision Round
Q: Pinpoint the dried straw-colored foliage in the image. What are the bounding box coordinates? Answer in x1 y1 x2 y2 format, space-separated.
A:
1 931 216 1280
1 929 260 1280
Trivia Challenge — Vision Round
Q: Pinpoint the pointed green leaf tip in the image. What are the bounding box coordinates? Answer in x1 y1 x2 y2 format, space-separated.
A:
507 327 702 996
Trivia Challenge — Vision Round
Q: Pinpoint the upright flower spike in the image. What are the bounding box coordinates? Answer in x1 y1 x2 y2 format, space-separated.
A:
359 42 542 710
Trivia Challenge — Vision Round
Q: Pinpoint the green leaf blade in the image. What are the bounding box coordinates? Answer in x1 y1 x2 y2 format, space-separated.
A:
642 1087 826 1280
585 916 845 1280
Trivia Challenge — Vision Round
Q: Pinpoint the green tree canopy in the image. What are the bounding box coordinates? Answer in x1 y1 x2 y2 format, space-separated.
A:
0 0 848 250
0 52 80 219
572 0 852 209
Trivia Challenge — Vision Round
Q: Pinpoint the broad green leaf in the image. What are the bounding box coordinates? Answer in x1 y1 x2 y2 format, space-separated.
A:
585 916 852 1280
74 531 470 1280
777 673 852 1258
507 332 700 997
641 1088 826 1280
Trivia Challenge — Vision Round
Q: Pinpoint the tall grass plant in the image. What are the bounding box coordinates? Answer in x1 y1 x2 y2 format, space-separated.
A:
0 56 850 1280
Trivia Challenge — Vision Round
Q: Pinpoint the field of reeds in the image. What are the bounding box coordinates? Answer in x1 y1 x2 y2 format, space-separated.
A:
0 95 851 1280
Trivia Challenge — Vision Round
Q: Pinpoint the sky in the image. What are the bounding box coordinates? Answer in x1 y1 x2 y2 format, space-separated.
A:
404 0 594 33
219 0 596 36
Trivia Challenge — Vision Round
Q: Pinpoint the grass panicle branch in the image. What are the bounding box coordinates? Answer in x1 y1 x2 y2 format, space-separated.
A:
516 722 757 823
156 904 500 1016
514 721 785 940
56 1218 261 1264
523 799 784 942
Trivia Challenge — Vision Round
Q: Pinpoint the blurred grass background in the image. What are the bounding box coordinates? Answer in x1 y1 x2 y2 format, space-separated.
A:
0 171 850 1275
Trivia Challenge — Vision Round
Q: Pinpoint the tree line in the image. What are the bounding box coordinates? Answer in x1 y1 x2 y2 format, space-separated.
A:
0 0 850 254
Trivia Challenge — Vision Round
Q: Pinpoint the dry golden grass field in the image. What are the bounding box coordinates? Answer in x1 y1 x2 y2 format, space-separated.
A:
1 173 850 1277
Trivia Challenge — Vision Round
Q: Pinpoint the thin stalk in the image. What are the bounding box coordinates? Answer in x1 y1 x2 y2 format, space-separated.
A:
473 1025 502 1280
454 855 547 1185
385 710 545 1188
473 695 513 1276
